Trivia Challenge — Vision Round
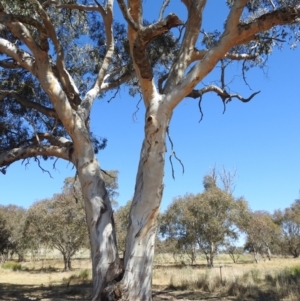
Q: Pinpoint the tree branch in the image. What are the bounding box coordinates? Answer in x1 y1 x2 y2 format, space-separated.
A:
30 0 81 108
167 4 299 109
188 85 260 114
224 0 249 34
101 71 134 91
0 38 36 75
1 13 48 50
81 0 115 120
133 13 183 80
36 133 72 148
0 145 70 172
235 6 300 45
191 48 259 62
0 10 42 58
0 90 58 119
159 0 170 21
55 3 106 16
163 1 206 94
117 0 140 30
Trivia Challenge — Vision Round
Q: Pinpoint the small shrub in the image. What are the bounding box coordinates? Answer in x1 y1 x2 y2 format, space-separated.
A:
63 269 90 287
78 269 89 280
250 268 261 283
1 262 22 271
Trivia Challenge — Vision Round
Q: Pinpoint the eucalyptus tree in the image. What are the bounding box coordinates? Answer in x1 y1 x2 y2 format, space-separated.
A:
243 210 280 262
24 190 88 271
274 200 300 258
114 200 131 254
0 0 300 300
0 208 10 262
0 205 27 261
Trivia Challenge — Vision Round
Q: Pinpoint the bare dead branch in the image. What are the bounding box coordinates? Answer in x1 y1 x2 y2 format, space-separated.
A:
188 85 260 116
132 94 142 121
34 156 53 178
242 60 253 90
166 126 184 180
107 87 119 103
198 93 204 123
189 85 260 104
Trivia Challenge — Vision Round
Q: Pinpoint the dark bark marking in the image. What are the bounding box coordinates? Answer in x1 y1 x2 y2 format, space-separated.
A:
135 206 159 239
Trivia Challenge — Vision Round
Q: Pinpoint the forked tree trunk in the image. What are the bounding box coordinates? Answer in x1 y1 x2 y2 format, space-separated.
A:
116 98 170 300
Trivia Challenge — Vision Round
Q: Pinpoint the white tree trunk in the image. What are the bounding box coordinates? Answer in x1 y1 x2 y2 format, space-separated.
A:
75 138 120 300
120 97 170 300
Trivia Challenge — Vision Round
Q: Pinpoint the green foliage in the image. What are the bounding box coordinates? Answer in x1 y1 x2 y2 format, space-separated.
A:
23 187 89 271
242 210 281 261
273 200 300 258
0 205 27 261
114 200 132 253
1 261 22 271
160 169 249 267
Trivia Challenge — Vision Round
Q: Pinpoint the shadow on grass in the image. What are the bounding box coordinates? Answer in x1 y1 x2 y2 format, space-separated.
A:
0 282 92 301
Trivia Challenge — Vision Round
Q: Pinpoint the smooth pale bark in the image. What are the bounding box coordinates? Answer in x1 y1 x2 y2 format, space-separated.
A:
119 95 171 300
34 58 120 300
74 135 120 300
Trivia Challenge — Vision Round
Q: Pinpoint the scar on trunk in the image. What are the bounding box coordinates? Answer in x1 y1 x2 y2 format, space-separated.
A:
135 206 159 239
79 159 94 170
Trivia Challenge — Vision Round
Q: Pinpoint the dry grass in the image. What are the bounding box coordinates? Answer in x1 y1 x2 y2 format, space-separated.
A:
153 255 300 300
1 252 300 300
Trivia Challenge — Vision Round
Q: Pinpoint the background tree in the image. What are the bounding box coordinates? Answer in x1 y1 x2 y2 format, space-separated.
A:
0 205 27 261
24 189 88 271
1 1 300 299
160 195 198 265
114 200 131 254
0 207 10 262
161 172 248 267
225 240 244 264
242 211 280 262
274 200 300 258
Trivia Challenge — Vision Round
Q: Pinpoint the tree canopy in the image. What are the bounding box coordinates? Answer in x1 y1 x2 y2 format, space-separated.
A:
160 172 249 267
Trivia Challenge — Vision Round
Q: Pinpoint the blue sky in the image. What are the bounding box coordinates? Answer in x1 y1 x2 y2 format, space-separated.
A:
1 2 300 214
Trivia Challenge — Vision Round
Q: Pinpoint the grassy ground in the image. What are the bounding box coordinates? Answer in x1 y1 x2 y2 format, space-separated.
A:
0 253 300 300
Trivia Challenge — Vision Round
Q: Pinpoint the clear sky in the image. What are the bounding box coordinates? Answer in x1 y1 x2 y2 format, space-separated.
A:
1 2 300 214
